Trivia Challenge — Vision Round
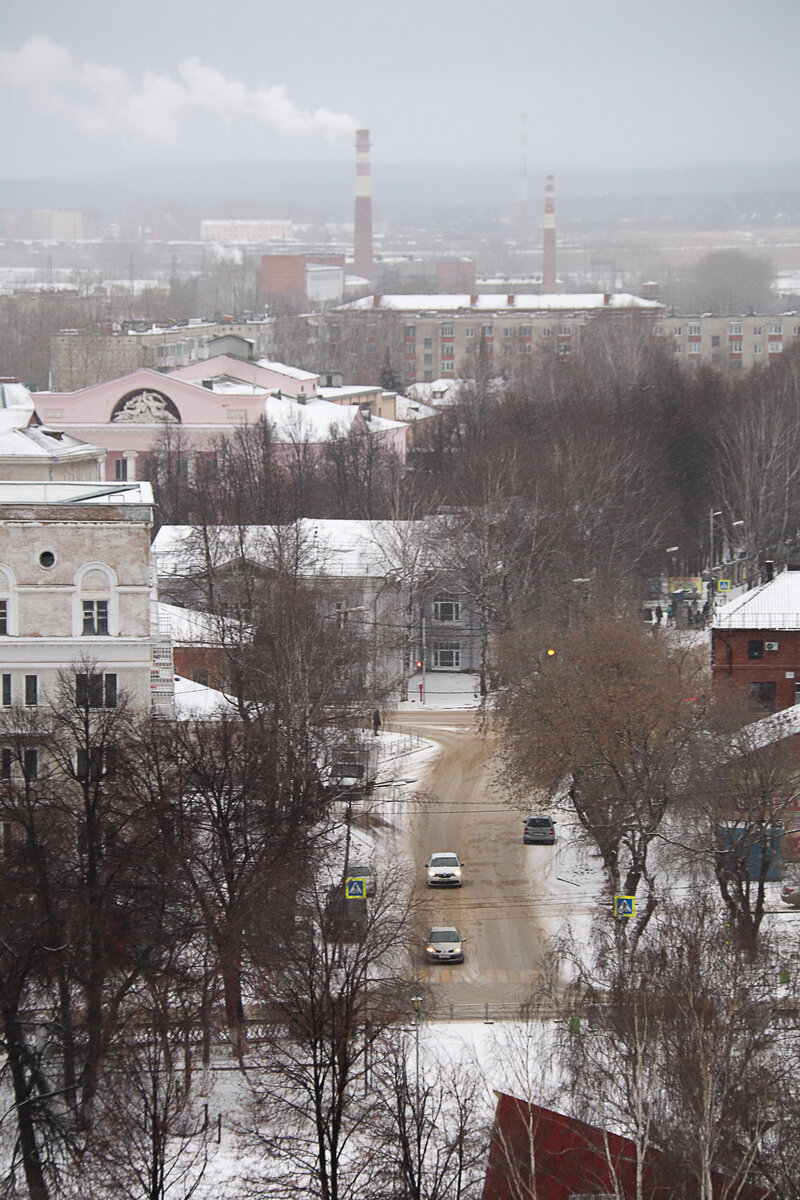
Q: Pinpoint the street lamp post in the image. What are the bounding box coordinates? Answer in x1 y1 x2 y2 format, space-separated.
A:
411 994 422 1195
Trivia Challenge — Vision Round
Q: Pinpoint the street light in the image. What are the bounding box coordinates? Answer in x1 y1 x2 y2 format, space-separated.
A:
412 995 423 1193
709 509 723 570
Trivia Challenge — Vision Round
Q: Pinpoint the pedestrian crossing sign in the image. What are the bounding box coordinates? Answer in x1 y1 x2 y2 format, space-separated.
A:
345 877 367 900
614 894 635 918
717 579 731 592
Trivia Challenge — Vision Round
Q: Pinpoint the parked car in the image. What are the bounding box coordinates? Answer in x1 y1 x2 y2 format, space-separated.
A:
347 861 376 897
426 926 464 963
781 883 800 908
426 852 463 887
523 815 555 845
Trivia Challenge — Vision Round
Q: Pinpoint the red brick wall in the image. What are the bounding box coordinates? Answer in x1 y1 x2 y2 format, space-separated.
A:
712 627 800 711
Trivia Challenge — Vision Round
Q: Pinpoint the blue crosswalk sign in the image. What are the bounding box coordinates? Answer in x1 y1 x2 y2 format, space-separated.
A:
614 895 635 918
345 877 367 900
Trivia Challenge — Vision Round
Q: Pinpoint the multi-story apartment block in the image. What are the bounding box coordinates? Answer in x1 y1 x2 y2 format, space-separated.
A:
0 482 173 721
50 319 275 391
327 293 664 384
656 314 800 371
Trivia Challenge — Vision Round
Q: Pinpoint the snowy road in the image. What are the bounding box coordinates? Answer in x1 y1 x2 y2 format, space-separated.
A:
388 708 553 1015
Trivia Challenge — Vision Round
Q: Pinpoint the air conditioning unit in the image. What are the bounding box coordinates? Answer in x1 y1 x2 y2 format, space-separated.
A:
766 641 779 651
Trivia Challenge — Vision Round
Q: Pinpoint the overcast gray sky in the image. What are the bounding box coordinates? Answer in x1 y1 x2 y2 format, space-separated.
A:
2 0 799 178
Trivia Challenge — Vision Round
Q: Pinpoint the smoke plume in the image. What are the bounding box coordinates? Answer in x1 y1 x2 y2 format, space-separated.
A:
0 36 359 144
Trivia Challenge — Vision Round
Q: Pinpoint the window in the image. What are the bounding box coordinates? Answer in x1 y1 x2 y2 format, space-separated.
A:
75 673 117 709
711 336 720 347
673 326 682 337
442 344 454 357
793 325 800 336
1 675 10 707
24 675 37 707
750 681 776 709
688 344 701 355
652 324 663 335
769 323 783 335
753 325 763 336
441 324 454 337
434 595 461 623
481 324 493 336
769 341 783 354
23 748 37 781
729 322 742 335
542 327 551 337
1 748 10 779
114 458 128 481
82 600 109 636
424 338 432 349
465 328 474 338
76 748 104 782
754 344 763 355
504 327 513 337
433 642 461 669
0 600 6 636
423 354 432 366
558 324 572 336
520 325 532 335
442 361 454 372
730 341 742 354
403 325 416 338
748 640 764 660
688 323 701 336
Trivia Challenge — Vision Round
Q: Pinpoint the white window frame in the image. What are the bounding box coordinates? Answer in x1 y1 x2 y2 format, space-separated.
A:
433 595 461 623
433 641 461 670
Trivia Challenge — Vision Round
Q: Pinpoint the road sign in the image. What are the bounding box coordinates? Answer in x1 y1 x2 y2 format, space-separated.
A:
614 894 636 918
345 877 367 900
717 579 731 592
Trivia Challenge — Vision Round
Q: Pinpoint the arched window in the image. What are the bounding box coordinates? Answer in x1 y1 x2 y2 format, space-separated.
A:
73 564 119 638
0 566 19 636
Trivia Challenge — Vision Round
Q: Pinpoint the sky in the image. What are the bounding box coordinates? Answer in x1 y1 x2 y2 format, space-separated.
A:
2 0 800 179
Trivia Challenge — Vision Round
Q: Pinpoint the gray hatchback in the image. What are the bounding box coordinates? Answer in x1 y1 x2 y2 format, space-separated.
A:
523 815 555 844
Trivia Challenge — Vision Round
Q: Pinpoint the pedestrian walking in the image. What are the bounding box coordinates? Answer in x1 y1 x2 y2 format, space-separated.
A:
372 708 381 737
654 604 663 626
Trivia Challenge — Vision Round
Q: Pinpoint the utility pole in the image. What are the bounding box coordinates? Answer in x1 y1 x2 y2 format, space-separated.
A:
412 995 422 1195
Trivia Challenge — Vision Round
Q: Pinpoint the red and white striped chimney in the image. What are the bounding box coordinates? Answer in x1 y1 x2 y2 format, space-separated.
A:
543 174 556 294
354 129 373 282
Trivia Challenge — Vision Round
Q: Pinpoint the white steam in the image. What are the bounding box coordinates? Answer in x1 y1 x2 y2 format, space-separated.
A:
0 35 360 144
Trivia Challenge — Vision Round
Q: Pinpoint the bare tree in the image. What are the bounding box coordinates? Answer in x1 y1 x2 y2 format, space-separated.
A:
240 868 419 1200
495 613 708 945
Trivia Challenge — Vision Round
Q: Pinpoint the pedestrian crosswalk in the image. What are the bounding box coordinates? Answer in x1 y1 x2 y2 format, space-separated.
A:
424 967 540 983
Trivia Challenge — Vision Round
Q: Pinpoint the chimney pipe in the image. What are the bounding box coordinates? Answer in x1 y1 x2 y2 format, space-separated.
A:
543 174 556 294
354 129 373 282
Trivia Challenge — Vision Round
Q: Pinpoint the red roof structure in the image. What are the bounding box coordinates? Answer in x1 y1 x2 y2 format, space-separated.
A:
482 1092 767 1200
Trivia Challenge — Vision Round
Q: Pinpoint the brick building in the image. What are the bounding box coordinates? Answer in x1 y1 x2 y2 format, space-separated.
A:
712 570 800 711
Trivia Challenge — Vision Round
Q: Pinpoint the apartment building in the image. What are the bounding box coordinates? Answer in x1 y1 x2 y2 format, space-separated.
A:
50 318 275 391
657 314 800 370
328 293 663 384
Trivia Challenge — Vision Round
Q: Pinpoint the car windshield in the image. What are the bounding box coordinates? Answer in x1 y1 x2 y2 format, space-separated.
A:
429 929 460 943
431 854 459 866
527 818 551 826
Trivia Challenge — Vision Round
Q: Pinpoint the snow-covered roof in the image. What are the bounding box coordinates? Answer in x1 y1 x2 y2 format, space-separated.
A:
253 358 318 382
713 571 800 630
173 674 233 719
394 394 439 421
0 481 153 505
158 603 224 644
0 380 36 432
337 293 663 314
264 395 404 440
153 519 433 580
0 426 103 460
405 380 462 407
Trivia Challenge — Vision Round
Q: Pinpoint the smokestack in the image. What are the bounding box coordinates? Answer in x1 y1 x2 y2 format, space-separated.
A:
543 174 556 294
354 129 373 282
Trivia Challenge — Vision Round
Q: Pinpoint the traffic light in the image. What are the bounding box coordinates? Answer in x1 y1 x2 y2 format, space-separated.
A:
546 647 556 658
416 659 423 669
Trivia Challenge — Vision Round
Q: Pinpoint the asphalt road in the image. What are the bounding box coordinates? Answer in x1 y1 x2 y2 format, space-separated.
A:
388 709 551 1017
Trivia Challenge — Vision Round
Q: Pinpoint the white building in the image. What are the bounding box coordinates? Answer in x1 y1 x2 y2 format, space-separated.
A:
0 482 173 721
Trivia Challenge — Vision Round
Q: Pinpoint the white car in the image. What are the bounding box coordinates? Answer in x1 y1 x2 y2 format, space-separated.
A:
426 926 464 963
426 852 463 888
